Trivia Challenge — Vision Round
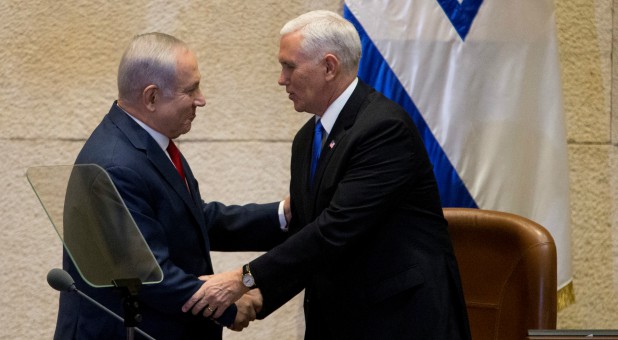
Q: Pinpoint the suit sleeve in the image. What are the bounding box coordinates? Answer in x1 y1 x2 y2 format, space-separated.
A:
206 201 288 251
252 115 428 317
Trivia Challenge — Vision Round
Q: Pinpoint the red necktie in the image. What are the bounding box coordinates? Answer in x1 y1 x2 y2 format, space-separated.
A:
167 140 185 182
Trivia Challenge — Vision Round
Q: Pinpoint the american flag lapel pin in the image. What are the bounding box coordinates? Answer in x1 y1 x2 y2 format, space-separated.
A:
329 140 336 149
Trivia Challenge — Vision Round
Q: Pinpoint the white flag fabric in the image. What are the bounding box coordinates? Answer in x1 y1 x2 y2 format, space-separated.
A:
344 0 572 295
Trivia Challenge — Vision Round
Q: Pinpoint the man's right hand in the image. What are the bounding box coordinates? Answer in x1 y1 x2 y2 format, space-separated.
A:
228 289 264 331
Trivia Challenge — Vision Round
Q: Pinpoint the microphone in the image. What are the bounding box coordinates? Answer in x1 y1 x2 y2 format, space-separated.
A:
47 268 75 292
47 268 156 340
47 269 238 331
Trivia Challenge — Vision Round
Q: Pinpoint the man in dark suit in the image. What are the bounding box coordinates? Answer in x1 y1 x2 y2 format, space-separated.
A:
54 32 287 339
183 11 471 339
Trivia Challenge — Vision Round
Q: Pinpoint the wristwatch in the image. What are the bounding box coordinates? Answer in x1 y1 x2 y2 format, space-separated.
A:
242 263 257 289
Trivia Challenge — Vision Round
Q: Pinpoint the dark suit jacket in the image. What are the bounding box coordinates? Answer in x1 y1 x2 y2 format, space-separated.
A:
251 81 471 339
54 102 286 340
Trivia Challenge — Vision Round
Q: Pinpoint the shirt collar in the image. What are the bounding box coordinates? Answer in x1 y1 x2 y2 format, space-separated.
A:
117 103 171 151
317 77 359 134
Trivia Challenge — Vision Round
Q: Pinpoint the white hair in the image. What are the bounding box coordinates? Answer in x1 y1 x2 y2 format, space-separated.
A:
280 10 361 75
117 32 188 104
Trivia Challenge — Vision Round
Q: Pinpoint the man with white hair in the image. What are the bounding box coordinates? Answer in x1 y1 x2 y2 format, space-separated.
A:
184 11 471 339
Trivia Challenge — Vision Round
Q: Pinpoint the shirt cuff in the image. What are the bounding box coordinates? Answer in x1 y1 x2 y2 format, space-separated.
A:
278 200 288 231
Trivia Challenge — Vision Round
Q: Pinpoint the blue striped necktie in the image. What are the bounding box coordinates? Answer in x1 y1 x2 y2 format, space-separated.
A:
310 120 324 186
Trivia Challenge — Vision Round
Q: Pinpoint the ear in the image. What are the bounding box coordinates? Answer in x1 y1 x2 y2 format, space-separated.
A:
324 54 339 81
142 85 159 112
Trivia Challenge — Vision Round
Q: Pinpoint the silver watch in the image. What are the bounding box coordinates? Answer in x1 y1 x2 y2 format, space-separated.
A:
242 263 256 289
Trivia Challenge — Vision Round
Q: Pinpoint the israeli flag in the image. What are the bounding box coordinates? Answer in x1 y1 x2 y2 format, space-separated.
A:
344 0 572 296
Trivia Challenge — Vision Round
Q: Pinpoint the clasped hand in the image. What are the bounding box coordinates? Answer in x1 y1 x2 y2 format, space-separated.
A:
182 269 261 331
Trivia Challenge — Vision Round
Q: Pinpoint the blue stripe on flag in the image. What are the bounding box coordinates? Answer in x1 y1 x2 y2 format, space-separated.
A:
436 0 484 40
344 6 477 208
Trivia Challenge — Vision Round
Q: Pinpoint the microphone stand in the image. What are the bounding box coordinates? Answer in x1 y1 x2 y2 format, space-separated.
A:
113 278 145 340
47 268 156 340
69 284 155 339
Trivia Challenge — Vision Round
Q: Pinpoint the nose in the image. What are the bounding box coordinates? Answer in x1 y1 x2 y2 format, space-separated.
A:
278 71 287 86
195 89 206 107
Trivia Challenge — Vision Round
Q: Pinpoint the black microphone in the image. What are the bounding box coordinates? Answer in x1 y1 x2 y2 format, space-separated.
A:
46 268 156 340
47 269 238 331
47 268 75 292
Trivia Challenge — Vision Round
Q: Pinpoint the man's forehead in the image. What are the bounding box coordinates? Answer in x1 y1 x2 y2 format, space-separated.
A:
279 34 311 63
176 52 200 79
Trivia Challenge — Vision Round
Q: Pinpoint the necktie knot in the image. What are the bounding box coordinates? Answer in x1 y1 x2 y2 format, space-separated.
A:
167 140 185 182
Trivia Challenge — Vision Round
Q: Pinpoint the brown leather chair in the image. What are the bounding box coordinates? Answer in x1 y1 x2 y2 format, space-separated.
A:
444 208 557 340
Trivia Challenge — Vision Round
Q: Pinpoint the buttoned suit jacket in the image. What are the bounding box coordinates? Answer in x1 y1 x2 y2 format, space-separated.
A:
252 81 471 339
54 103 286 340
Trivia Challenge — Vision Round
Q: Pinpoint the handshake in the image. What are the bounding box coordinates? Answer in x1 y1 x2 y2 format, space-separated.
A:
181 197 292 332
182 268 262 332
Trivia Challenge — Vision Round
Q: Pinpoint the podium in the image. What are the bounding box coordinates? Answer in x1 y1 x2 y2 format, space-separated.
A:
27 164 163 339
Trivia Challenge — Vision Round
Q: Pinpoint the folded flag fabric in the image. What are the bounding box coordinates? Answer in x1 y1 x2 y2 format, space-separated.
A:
344 0 573 301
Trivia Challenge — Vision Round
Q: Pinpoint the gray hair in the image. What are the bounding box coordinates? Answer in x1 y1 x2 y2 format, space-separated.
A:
280 10 361 75
117 32 188 104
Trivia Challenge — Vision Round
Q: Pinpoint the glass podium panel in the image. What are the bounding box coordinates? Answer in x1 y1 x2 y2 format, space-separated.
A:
27 164 163 287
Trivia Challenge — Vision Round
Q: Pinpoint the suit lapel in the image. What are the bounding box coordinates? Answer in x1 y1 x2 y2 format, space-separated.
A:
147 146 198 213
297 120 315 192
311 81 373 194
108 105 204 226
181 155 207 227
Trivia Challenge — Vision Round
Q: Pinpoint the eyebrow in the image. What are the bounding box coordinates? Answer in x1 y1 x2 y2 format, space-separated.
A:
184 81 200 92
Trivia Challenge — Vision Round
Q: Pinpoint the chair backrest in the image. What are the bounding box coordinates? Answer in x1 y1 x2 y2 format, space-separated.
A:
444 208 557 340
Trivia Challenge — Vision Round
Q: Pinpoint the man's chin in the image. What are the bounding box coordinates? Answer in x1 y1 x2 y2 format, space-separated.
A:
173 127 191 139
292 103 304 113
